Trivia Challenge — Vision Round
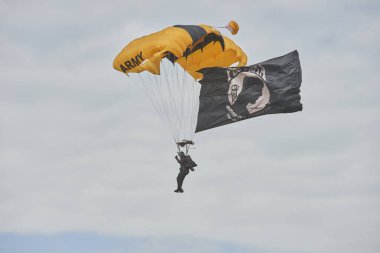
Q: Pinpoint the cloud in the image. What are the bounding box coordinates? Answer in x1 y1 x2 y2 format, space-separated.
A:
0 1 379 253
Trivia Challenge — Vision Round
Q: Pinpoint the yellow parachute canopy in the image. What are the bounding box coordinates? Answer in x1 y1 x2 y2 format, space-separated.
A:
113 22 247 79
175 36 247 79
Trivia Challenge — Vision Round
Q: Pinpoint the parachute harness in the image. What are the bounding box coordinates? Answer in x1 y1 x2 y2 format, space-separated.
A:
176 140 195 155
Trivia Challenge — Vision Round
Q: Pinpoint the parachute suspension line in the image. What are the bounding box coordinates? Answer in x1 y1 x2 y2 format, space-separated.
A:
173 62 184 139
123 52 203 150
148 72 178 142
138 74 161 113
188 40 205 141
180 50 192 140
128 73 177 144
176 60 190 142
161 59 181 142
171 61 184 142
164 59 183 141
151 48 199 150
138 71 178 144
173 62 187 141
126 56 201 151
177 60 186 140
130 74 162 121
188 73 198 140
153 66 180 142
171 57 191 143
145 73 176 143
186 49 197 140
180 46 202 143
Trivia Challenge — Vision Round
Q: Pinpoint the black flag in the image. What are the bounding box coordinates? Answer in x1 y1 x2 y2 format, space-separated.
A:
195 50 302 132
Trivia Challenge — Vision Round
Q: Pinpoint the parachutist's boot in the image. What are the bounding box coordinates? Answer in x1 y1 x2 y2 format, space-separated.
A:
180 188 184 193
174 189 182 193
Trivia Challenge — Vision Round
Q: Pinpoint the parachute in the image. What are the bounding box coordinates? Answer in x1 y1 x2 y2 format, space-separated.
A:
113 21 247 152
113 23 246 80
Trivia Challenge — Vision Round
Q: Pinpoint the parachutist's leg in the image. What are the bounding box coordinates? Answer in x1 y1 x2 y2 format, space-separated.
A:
175 167 189 193
176 170 185 190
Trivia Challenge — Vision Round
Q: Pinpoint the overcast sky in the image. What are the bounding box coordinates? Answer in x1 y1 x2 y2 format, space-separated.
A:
1 0 379 253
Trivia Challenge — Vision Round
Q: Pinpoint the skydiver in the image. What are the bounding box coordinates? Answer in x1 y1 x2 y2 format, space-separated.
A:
174 151 197 193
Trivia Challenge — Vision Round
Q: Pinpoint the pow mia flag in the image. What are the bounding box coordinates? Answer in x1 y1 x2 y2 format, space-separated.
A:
195 50 302 132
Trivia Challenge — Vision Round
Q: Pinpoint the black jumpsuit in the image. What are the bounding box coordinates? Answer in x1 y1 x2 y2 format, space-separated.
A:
175 155 197 191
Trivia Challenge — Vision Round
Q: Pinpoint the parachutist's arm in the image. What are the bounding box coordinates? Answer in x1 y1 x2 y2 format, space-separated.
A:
175 156 181 164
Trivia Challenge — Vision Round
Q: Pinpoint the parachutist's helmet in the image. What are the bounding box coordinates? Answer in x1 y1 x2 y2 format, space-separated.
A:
178 151 185 157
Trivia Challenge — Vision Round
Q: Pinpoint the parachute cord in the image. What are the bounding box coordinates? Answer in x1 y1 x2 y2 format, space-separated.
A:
175 62 186 142
143 74 176 142
187 39 205 140
189 78 200 141
180 54 187 140
213 25 229 31
185 50 202 143
175 60 187 142
128 73 177 144
183 49 193 141
148 73 175 139
189 78 197 139
153 69 179 142
156 61 175 138
162 59 182 141
125 57 201 151
174 63 182 137
146 73 177 141
179 51 188 140
169 60 183 141
133 73 176 142
174 64 181 140
176 62 186 139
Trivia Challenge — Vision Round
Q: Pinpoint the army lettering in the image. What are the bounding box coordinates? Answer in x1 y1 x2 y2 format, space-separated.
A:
120 52 143 72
